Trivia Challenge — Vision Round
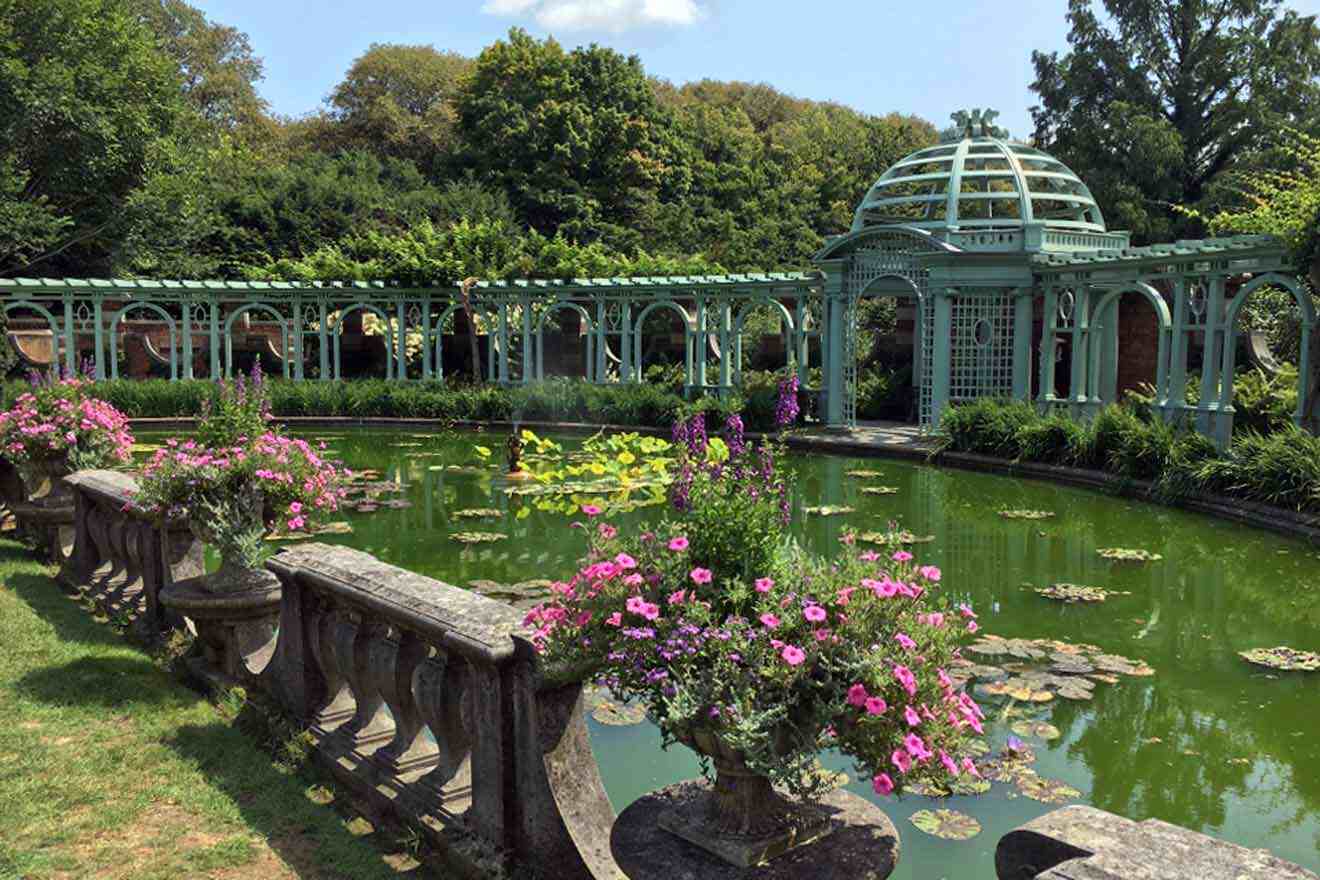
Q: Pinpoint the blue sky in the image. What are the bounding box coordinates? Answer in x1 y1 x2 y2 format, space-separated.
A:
195 0 1320 137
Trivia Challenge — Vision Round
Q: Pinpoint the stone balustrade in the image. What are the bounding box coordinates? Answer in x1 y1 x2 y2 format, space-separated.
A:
57 469 203 636
35 467 1320 880
265 542 619 879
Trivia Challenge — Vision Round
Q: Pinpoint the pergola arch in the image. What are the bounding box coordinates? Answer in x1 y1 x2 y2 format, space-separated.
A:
730 298 797 382
633 300 693 387
1082 282 1172 406
330 302 393 381
534 301 595 381
1218 272 1316 432
2 300 63 375
109 302 178 380
223 304 291 379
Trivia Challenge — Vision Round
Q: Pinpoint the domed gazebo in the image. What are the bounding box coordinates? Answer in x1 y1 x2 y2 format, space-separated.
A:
812 108 1315 443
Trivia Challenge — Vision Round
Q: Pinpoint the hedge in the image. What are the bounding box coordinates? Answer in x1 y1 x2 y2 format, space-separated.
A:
936 398 1320 514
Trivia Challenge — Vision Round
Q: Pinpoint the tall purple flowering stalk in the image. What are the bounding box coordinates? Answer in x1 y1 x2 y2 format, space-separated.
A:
774 375 801 429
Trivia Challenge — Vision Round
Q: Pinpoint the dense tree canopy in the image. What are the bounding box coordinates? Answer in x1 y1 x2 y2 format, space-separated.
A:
1031 0 1320 242
2 0 1316 283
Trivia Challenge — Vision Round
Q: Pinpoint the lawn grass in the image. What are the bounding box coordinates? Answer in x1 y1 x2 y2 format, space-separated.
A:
0 536 426 880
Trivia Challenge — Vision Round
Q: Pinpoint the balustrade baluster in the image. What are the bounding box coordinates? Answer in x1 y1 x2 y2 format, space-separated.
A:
370 628 439 779
333 610 393 750
309 599 355 730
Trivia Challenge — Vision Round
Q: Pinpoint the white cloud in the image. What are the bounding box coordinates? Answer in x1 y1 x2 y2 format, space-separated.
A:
482 0 707 32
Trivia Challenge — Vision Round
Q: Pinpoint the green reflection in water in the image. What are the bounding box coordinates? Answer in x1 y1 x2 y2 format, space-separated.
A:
143 428 1320 877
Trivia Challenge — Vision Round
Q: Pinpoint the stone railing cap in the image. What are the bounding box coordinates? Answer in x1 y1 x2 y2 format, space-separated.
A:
65 469 140 504
267 543 532 665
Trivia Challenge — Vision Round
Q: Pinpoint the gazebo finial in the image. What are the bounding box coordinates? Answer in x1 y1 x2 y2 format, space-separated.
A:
949 107 1009 139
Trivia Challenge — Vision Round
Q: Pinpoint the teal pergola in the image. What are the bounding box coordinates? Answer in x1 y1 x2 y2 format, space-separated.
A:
1 109 1314 447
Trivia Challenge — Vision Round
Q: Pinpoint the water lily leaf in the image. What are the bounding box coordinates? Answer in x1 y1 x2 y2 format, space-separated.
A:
382 499 412 509
313 521 353 536
451 531 508 544
981 760 1037 786
453 508 503 519
906 781 950 797
999 509 1055 520
591 701 645 726
846 469 884 478
1239 646 1320 672
958 739 991 758
354 503 379 513
804 505 855 516
949 777 992 796
1097 547 1163 563
1037 583 1126 604
1018 776 1082 805
909 809 981 841
861 486 900 496
1087 673 1121 685
1010 721 1061 741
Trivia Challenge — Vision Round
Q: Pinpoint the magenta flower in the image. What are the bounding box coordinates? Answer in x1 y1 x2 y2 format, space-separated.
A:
667 590 687 605
904 705 922 727
641 602 661 621
668 536 689 552
891 749 912 774
846 683 869 707
605 612 622 627
904 733 931 761
967 620 979 633
625 596 647 616
891 550 913 563
623 573 643 587
614 553 637 570
895 632 917 651
781 645 806 666
872 773 895 796
288 501 303 515
754 577 775 593
919 565 941 582
865 696 888 716
690 567 713 585
581 504 602 517
940 751 960 777
759 613 781 629
893 664 918 696
599 523 618 539
803 605 827 623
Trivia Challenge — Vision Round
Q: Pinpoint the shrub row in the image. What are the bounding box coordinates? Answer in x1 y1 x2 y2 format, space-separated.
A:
0 377 786 432
936 399 1320 513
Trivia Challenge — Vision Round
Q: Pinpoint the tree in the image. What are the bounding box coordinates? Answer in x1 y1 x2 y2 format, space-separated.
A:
0 0 191 275
129 0 269 138
324 43 472 175
1030 0 1320 242
456 29 688 249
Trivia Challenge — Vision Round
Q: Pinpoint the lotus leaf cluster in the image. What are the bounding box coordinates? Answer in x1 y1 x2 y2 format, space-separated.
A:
1239 646 1320 672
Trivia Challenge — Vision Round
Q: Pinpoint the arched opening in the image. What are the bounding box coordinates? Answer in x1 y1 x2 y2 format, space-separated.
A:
854 275 922 423
633 301 692 391
329 303 393 380
223 304 291 379
1086 284 1171 410
109 302 179 380
535 302 594 381
1221 273 1317 433
732 299 795 382
2 301 61 378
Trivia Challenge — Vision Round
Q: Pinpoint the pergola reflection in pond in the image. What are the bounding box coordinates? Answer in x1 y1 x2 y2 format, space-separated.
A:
1 110 1314 447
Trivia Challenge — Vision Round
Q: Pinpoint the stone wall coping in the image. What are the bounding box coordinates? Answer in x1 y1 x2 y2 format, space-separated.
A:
266 542 530 665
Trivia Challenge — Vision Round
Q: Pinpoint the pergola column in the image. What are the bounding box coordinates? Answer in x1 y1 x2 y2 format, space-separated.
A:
92 298 106 380
823 272 847 427
1068 287 1091 415
208 299 221 379
1037 286 1058 407
929 289 954 428
1165 279 1189 417
1011 287 1033 400
1196 277 1226 435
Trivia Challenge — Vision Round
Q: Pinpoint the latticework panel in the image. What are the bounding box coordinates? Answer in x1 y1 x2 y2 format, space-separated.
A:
949 293 1015 404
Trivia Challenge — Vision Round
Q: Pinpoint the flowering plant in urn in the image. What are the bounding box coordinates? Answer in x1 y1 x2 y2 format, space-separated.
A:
0 374 134 505
527 384 985 862
134 363 346 590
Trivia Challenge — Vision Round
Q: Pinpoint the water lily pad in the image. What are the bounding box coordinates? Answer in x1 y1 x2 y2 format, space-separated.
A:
1239 646 1320 672
909 809 981 841
1018 776 1082 805
1097 547 1163 563
591 701 645 726
861 486 900 496
804 505 855 516
846 469 885 478
1037 583 1125 603
354 503 379 513
381 499 413 509
451 531 508 544
1010 720 1061 741
958 739 992 759
313 521 353 536
453 508 503 519
906 780 950 797
949 777 992 796
999 509 1056 520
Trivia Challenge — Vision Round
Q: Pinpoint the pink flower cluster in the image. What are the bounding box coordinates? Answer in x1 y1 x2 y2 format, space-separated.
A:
0 380 133 466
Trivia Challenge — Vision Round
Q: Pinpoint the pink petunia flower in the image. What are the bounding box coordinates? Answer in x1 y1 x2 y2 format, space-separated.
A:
760 613 781 629
781 645 806 666
668 536 689 552
846 683 869 707
690 567 713 585
581 504 602 517
872 773 895 796
891 749 912 774
754 577 775 593
904 705 922 727
865 696 888 716
803 605 827 623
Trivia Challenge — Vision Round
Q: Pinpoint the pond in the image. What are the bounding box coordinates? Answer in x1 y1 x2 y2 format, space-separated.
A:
142 427 1320 877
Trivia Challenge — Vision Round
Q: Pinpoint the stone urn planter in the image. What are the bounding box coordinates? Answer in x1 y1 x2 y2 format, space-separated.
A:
17 456 75 509
610 721 900 879
9 456 76 562
159 482 282 688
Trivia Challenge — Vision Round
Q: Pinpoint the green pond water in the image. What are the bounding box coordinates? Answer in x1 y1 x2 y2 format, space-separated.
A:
143 428 1320 877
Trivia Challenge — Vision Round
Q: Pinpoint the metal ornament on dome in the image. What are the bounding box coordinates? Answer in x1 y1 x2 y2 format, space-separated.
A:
850 107 1107 237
